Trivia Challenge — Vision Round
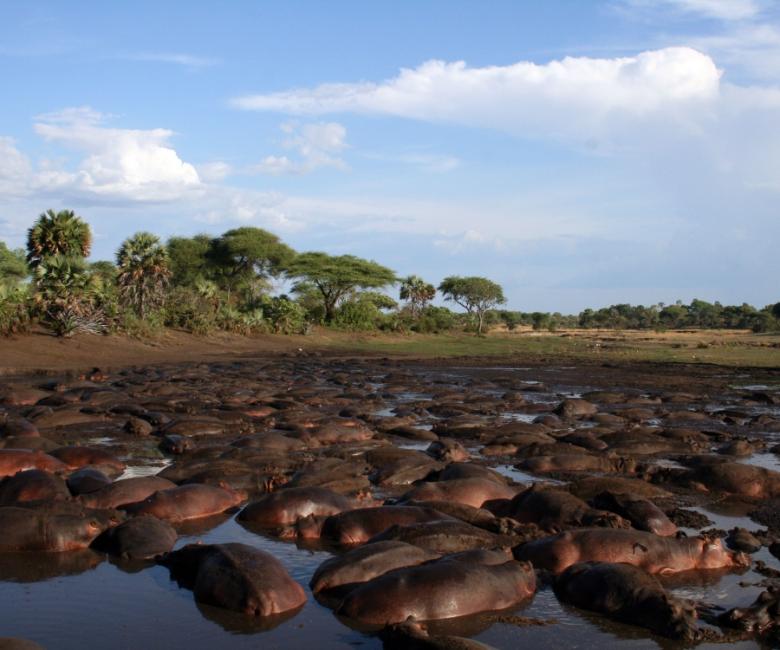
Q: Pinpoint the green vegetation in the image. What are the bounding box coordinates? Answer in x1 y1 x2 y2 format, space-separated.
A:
1 208 779 344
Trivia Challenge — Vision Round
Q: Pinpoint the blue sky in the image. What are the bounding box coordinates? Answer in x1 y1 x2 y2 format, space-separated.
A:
1 0 779 312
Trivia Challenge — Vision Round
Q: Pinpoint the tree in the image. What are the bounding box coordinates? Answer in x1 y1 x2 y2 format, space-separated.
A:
116 232 171 319
167 234 214 287
208 227 295 293
0 242 28 287
399 275 436 318
438 276 506 335
26 209 91 269
287 252 396 323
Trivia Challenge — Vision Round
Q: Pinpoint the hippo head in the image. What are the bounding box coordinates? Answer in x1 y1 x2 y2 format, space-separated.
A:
698 537 750 570
654 595 701 643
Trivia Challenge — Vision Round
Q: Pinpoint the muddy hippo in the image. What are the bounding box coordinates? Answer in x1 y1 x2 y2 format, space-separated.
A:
555 562 700 641
503 486 629 531
515 528 748 575
518 454 635 475
0 450 67 478
336 550 536 626
66 468 112 496
0 469 70 505
689 462 780 498
238 487 354 533
367 519 500 554
161 543 306 617
123 484 245 522
50 447 126 476
92 515 177 560
591 492 677 536
717 587 780 634
0 506 109 552
311 541 439 595
79 476 177 509
426 438 469 463
400 479 518 510
320 506 454 545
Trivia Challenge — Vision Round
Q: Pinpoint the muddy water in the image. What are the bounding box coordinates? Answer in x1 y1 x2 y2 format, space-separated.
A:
2 362 780 649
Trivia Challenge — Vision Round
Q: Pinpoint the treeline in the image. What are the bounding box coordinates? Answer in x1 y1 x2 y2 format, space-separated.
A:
0 209 506 337
1 209 777 338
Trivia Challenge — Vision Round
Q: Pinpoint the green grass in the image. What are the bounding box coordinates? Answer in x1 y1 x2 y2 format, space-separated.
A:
316 331 780 368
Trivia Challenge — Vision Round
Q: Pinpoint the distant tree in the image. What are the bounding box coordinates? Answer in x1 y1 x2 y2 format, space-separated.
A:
438 276 506 335
772 302 780 321
0 242 28 286
288 252 396 323
399 275 436 318
116 232 171 319
208 227 295 293
167 234 214 287
26 209 91 269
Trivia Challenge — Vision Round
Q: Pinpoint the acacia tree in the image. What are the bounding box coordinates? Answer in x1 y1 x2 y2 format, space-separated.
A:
438 276 506 335
167 234 214 287
399 275 436 318
26 209 91 270
116 232 171 319
208 227 295 296
287 252 396 323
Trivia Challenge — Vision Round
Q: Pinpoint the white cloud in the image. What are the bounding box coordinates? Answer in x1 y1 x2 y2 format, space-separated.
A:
196 161 232 182
625 0 761 21
365 151 461 173
124 52 219 68
0 138 33 196
32 107 201 201
251 121 348 175
232 47 721 144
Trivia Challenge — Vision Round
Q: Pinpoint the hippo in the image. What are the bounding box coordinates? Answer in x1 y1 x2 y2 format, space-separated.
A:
66 467 112 496
0 469 70 505
503 486 630 531
689 462 780 498
437 463 508 485
591 492 677 536
400 479 518 510
79 476 177 509
92 515 177 560
50 447 126 477
0 506 111 552
717 587 780 635
518 454 636 475
0 450 67 478
320 506 454 546
555 562 700 641
122 484 245 522
161 543 306 617
237 487 354 533
367 519 500 554
310 541 439 595
426 438 469 463
336 550 536 626
514 528 749 575
379 620 497 650
0 418 39 438
365 447 443 487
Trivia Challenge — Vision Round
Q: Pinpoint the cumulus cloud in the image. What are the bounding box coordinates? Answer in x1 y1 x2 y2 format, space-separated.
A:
232 47 721 144
32 107 201 201
251 121 348 175
0 138 33 196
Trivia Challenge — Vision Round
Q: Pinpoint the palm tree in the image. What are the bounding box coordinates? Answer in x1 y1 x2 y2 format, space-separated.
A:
399 275 436 318
116 232 172 319
26 209 92 269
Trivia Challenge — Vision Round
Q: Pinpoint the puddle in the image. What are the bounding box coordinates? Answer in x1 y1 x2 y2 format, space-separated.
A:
494 464 564 486
117 460 172 480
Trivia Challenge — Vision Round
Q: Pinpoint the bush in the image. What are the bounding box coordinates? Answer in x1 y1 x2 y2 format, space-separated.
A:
413 306 456 333
261 297 307 334
163 286 218 334
0 287 32 336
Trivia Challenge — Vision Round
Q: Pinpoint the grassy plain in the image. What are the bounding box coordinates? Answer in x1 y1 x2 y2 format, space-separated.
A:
0 326 778 376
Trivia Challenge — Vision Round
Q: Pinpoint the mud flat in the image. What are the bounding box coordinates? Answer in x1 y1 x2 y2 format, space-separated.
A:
1 353 780 648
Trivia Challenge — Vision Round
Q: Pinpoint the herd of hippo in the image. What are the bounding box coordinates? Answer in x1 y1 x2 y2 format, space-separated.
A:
1 355 780 648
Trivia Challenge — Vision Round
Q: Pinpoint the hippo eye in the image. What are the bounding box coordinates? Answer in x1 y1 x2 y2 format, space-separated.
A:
89 520 99 528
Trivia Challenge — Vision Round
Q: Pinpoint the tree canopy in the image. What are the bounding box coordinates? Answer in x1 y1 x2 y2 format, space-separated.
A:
288 252 396 322
438 276 506 334
116 232 171 318
167 234 214 287
26 209 91 269
208 227 295 291
399 275 436 318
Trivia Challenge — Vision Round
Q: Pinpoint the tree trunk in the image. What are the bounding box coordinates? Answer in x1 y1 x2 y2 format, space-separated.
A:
477 311 484 336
